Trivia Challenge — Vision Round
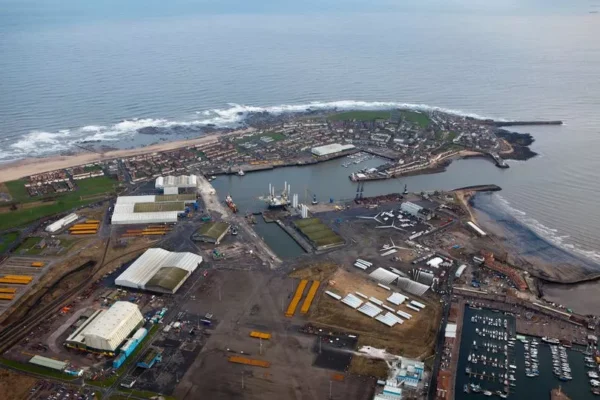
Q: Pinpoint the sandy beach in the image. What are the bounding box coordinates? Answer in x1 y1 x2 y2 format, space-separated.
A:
0 129 254 183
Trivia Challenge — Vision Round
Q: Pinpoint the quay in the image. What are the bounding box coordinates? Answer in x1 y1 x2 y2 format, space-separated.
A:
274 220 313 253
490 120 563 127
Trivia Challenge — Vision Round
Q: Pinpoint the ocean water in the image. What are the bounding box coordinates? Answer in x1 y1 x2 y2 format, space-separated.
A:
1 0 599 262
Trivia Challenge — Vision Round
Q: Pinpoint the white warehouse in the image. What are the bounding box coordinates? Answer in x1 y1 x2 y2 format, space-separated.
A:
311 143 356 157
115 248 203 294
65 301 143 353
111 194 197 225
155 175 197 190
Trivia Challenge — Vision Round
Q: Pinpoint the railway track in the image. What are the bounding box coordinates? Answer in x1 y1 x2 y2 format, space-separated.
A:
0 240 152 354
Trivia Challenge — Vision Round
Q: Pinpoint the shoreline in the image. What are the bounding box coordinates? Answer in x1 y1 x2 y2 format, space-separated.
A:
0 129 252 183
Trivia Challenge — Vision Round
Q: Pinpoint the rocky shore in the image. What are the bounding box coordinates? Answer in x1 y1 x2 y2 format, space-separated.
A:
496 129 538 160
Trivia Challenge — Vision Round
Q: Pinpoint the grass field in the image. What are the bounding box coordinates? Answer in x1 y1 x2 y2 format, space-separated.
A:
0 233 19 254
327 110 392 122
400 110 431 128
4 179 31 203
14 237 43 255
0 177 117 231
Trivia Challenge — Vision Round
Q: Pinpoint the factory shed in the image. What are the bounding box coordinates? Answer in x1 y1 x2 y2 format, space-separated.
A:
29 355 67 371
66 302 143 352
426 257 444 269
46 213 78 233
115 248 202 294
191 222 230 244
155 175 197 190
311 143 355 157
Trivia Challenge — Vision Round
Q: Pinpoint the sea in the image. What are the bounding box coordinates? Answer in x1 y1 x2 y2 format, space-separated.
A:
1 1 599 266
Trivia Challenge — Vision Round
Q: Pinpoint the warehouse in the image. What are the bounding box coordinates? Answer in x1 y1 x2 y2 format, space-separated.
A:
29 355 68 371
311 143 355 157
191 221 230 244
65 301 143 353
111 195 197 225
400 201 433 221
155 175 197 190
115 248 202 294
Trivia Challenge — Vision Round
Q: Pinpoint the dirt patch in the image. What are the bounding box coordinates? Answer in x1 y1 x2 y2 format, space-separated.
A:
0 369 37 400
0 200 57 214
289 262 339 282
308 269 441 359
349 356 388 379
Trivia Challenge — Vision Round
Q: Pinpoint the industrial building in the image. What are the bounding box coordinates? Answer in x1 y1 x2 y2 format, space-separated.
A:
111 194 197 225
155 175 197 190
46 213 78 233
311 143 355 157
65 301 144 353
400 201 433 221
115 248 202 294
29 355 68 371
191 221 230 244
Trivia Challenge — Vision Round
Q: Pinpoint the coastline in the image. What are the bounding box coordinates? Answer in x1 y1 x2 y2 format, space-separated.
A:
0 129 252 183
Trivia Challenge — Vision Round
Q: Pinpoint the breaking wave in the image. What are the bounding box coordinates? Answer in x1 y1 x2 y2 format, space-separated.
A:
483 193 600 265
1 100 500 162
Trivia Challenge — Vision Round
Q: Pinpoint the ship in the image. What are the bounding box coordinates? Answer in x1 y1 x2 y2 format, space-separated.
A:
238 169 245 176
403 184 408 195
225 195 238 213
560 339 572 348
542 337 561 345
311 194 318 205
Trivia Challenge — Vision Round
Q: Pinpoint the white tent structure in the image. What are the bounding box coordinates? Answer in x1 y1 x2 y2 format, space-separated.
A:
66 301 143 352
115 248 203 294
155 175 197 190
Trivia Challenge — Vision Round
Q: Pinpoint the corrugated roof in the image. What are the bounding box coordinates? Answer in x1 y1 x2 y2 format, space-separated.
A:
80 301 143 351
358 302 383 318
145 267 189 292
29 355 67 371
341 293 363 309
115 248 202 292
387 292 408 305
369 268 399 285
376 312 402 327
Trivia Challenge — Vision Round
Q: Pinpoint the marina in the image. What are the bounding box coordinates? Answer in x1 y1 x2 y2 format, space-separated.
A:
456 306 599 399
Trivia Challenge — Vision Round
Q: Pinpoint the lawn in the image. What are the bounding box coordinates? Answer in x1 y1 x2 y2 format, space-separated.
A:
0 358 77 381
4 179 31 203
0 177 117 231
14 237 43 255
327 110 392 122
400 110 431 128
0 232 19 254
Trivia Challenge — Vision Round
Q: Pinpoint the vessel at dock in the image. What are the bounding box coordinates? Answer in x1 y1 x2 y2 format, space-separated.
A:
265 182 291 209
225 195 238 213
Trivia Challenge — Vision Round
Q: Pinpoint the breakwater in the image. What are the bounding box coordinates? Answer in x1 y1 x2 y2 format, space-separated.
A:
491 120 563 127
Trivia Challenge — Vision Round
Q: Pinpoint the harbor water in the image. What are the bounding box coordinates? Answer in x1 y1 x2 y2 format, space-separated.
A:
455 306 597 400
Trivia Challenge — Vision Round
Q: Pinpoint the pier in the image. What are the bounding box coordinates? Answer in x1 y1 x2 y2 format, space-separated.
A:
274 220 313 253
490 120 563 127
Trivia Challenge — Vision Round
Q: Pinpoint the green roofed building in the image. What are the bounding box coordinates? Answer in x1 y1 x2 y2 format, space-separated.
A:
191 221 230 244
115 248 203 294
293 218 344 250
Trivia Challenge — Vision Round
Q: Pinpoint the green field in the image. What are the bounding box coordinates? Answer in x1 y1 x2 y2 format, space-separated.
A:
0 177 117 231
294 218 344 249
0 232 19 254
400 110 431 128
14 237 43 255
327 110 392 122
4 179 31 203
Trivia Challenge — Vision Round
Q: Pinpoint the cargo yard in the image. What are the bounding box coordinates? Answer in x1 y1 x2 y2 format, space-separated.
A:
0 108 587 400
